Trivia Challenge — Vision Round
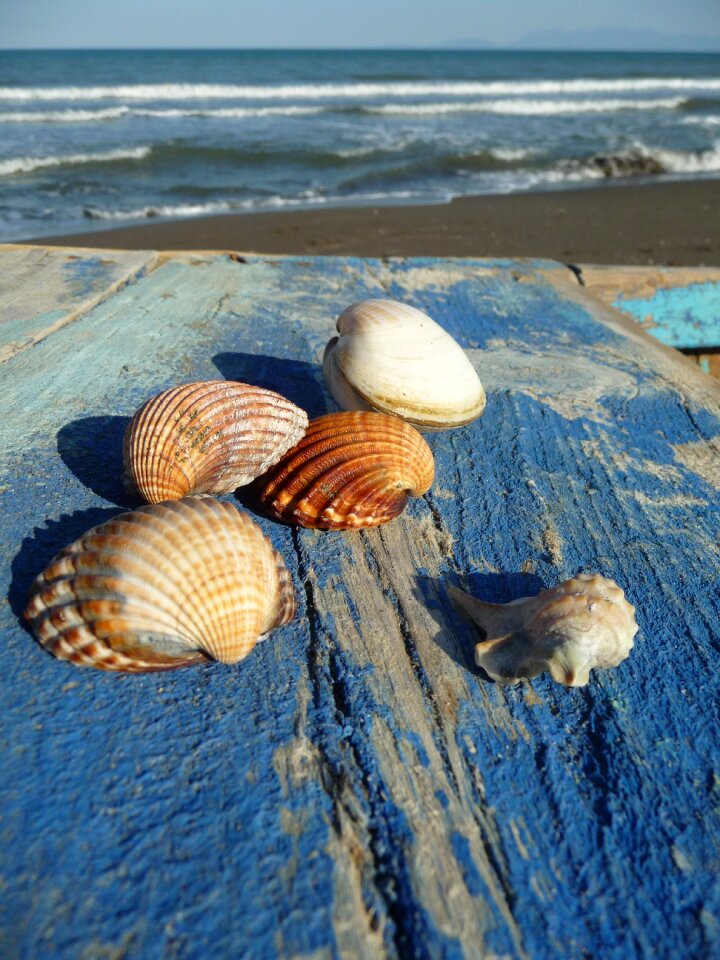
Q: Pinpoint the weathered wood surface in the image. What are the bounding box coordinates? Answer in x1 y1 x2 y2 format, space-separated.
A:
0 244 155 364
578 264 720 377
1 247 719 960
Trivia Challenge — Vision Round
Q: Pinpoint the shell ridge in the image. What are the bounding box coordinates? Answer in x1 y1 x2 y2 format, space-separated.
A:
133 384 202 500
256 411 434 529
193 504 262 660
25 498 296 671
124 382 308 502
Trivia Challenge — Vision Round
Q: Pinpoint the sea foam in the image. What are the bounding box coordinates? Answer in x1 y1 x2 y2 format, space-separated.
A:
0 77 718 102
83 189 428 221
0 146 151 176
368 97 687 116
0 105 321 123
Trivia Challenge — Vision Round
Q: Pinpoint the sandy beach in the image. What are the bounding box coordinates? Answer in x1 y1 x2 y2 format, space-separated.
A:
32 180 720 266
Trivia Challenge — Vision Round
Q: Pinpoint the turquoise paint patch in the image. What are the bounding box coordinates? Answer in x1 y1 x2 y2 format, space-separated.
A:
615 282 720 349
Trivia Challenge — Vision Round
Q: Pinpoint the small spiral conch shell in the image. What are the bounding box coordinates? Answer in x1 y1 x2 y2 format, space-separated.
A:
255 411 434 529
123 380 308 502
24 498 295 672
323 299 486 430
449 573 638 687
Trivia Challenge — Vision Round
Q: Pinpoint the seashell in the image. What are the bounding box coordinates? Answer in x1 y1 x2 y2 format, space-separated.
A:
123 380 308 503
449 573 637 687
24 497 295 672
323 299 486 430
255 411 434 529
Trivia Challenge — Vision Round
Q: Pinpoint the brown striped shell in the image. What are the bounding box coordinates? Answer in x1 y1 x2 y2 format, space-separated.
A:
123 380 308 503
449 572 638 687
254 411 434 530
24 497 296 672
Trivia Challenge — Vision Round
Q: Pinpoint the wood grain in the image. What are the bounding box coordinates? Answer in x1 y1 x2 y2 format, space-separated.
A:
0 251 718 960
0 243 155 363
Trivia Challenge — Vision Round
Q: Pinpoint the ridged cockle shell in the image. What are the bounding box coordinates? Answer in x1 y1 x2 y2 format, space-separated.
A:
123 380 308 502
25 497 295 672
255 411 434 529
449 573 637 687
323 299 486 430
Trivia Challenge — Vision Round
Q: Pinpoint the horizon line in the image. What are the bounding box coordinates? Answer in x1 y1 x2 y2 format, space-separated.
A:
1 45 719 54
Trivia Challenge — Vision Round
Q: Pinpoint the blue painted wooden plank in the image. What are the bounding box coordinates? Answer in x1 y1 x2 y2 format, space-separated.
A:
579 264 720 350
0 244 155 363
0 252 719 960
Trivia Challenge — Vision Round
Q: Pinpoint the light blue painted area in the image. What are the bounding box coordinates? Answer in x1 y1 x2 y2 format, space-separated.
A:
0 308 67 343
0 247 152 357
614 281 720 349
0 252 719 959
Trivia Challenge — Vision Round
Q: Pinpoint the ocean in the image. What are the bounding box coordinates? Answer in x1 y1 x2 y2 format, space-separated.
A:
0 48 719 242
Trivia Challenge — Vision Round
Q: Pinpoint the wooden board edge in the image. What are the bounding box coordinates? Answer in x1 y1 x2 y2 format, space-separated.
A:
542 264 720 404
0 249 163 365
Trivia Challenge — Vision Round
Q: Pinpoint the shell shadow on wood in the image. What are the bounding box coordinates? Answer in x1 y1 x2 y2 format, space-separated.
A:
123 380 308 503
57 416 134 507
449 572 638 687
323 299 486 430
212 352 331 420
421 571 547 672
254 410 434 530
10 507 122 627
24 497 296 672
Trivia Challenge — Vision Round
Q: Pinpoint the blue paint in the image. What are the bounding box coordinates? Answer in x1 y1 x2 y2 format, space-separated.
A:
1 253 719 959
614 281 720 349
0 486 340 960
450 833 485 897
404 731 431 768
430 384 719 959
61 255 124 300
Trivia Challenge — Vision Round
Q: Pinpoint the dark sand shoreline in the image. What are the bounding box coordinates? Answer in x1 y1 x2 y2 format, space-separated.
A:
30 179 720 266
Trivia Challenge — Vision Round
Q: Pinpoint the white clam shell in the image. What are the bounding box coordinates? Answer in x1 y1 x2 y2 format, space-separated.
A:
323 299 486 430
449 572 638 687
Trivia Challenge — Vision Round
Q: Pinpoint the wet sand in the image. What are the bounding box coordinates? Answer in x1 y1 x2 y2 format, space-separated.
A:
31 179 720 266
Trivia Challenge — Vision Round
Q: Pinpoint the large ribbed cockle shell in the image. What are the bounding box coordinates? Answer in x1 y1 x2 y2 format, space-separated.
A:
24 497 296 672
255 411 434 529
123 380 308 503
323 299 486 430
449 573 638 687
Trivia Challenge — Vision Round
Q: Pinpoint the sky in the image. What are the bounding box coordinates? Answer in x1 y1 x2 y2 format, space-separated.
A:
0 0 719 50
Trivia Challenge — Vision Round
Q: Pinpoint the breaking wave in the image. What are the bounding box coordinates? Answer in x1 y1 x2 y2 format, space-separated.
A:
0 77 719 102
0 146 151 176
0 107 132 123
683 115 720 128
559 142 720 179
0 105 322 123
366 97 687 116
82 190 426 221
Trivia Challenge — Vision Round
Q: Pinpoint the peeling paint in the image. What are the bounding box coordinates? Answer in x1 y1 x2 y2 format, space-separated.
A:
469 346 639 424
672 439 720 490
